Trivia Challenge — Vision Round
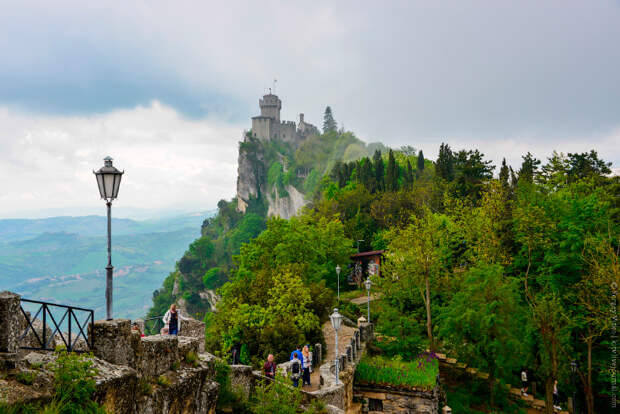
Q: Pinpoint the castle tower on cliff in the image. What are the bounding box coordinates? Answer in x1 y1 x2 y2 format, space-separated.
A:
250 92 319 143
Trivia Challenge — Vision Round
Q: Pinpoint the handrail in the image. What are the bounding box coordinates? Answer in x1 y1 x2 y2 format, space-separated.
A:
19 298 94 352
144 315 165 335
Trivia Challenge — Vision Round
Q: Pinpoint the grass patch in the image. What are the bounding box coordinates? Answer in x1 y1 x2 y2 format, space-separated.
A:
138 378 154 395
15 371 36 385
171 360 180 371
157 374 171 387
185 351 199 367
354 354 438 390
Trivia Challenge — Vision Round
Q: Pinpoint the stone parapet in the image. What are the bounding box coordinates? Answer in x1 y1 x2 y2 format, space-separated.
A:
179 317 205 353
0 291 20 354
177 336 200 361
230 364 255 400
134 335 179 377
358 322 374 343
89 319 134 366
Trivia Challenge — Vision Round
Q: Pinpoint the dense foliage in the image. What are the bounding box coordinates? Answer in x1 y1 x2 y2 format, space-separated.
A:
354 354 439 389
149 110 618 413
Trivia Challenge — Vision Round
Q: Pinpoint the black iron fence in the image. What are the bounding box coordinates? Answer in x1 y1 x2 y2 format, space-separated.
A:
144 315 164 335
19 298 94 352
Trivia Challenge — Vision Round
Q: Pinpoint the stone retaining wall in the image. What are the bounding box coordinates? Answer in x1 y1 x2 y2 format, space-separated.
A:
355 385 440 414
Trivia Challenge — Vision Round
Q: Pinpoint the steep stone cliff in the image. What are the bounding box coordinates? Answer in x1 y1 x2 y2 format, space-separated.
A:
236 137 267 214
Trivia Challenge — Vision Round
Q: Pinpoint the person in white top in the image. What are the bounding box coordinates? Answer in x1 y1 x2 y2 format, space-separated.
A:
162 304 190 335
521 369 529 396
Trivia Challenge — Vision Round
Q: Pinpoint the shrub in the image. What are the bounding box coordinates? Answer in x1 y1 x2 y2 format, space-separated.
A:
48 350 104 414
250 375 303 414
185 351 199 367
157 374 171 387
138 378 153 395
15 371 36 385
354 354 438 390
171 360 180 371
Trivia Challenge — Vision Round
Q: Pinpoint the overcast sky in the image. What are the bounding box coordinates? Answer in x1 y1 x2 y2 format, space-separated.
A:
1 0 618 218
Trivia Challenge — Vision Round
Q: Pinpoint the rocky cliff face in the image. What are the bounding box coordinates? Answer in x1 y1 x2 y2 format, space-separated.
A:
236 138 266 214
236 136 308 219
266 184 307 219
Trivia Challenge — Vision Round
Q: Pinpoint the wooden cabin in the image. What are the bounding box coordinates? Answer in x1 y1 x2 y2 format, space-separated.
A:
348 250 384 287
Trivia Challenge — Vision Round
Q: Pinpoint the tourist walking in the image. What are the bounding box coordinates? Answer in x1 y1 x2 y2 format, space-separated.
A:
162 304 188 336
302 345 312 386
264 354 276 380
290 346 304 369
553 380 561 410
521 368 529 397
290 353 302 387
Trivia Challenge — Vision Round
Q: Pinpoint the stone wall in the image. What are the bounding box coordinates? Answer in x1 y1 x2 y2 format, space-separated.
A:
356 385 440 414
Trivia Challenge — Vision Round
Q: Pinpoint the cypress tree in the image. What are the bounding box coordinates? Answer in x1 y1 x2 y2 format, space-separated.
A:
499 158 509 188
373 150 385 191
386 149 398 191
405 160 414 189
436 143 455 181
323 106 337 133
417 150 425 175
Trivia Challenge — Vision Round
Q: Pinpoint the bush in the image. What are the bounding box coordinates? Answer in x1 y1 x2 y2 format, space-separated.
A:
138 378 153 395
250 375 303 414
185 351 199 367
354 354 438 390
157 374 171 387
48 350 104 414
15 371 36 385
171 360 180 371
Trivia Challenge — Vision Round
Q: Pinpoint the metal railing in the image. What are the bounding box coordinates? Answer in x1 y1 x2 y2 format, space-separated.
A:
144 315 164 335
19 298 94 352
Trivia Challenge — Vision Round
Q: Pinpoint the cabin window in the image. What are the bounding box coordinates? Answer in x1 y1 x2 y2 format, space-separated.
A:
368 398 383 411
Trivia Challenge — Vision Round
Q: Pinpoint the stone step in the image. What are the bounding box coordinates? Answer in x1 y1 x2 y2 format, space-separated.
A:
465 367 478 375
445 358 457 364
476 372 489 380
455 362 467 369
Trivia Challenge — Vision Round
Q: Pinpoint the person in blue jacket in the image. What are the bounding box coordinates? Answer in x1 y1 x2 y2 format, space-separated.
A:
290 346 304 369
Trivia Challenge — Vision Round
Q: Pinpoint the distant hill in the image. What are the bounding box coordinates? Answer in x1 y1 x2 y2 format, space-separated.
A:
0 212 215 319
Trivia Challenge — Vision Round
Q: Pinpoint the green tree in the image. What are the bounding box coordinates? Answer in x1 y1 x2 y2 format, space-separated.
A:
323 106 337 133
382 211 453 351
386 149 399 191
373 150 385 191
499 158 509 189
517 152 541 184
452 149 494 201
416 150 425 174
436 143 455 181
404 160 414 189
439 264 527 406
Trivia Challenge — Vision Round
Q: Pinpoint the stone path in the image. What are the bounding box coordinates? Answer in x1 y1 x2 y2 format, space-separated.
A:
348 293 381 306
302 321 357 392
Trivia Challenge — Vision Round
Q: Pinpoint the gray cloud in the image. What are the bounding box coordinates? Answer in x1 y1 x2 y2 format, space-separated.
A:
0 0 618 215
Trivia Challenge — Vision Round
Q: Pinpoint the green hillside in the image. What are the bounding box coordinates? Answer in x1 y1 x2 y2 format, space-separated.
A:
0 213 213 319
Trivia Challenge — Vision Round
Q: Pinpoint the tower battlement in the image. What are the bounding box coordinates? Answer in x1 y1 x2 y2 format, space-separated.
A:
250 92 318 144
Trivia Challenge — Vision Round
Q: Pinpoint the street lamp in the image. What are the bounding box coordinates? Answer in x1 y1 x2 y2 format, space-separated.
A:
364 277 372 323
335 265 341 302
330 308 343 385
570 360 578 414
94 156 124 320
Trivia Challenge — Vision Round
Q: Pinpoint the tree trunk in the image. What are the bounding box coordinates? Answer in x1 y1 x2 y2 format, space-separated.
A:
425 273 435 352
425 271 434 351
545 378 554 414
586 339 594 414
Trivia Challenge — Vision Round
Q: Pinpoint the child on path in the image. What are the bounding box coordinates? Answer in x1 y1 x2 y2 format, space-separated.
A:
290 354 302 387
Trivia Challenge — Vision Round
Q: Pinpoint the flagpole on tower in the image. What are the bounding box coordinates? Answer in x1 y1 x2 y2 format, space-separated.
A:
273 78 277 94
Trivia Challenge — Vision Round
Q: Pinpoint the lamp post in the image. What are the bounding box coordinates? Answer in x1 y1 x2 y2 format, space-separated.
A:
364 277 372 323
330 308 343 385
94 156 123 321
335 265 341 303
570 360 578 414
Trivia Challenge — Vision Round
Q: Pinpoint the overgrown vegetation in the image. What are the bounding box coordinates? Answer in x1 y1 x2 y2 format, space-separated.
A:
354 354 438 389
148 105 618 412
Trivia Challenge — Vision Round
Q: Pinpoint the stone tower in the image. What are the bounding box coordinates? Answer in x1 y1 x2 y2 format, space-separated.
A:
259 93 281 121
